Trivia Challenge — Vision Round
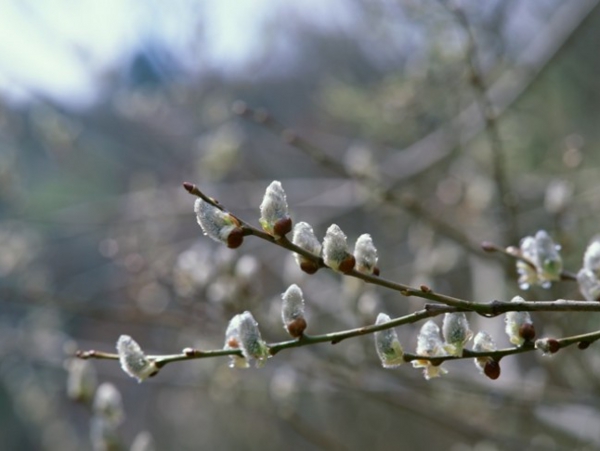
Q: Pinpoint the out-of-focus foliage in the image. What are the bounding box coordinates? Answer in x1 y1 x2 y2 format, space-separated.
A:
2 0 600 449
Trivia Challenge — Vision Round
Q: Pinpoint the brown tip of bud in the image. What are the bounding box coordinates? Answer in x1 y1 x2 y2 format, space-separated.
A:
484 360 501 380
546 338 560 354
227 228 245 249
286 317 307 338
231 100 247 115
373 266 380 276
182 182 194 193
578 341 591 350
420 284 432 293
227 338 240 349
480 241 496 253
300 260 319 274
519 323 536 342
273 216 293 238
339 254 356 274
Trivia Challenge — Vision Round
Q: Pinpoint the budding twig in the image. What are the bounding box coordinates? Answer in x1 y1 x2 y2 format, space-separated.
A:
481 240 577 281
183 183 596 315
76 320 600 368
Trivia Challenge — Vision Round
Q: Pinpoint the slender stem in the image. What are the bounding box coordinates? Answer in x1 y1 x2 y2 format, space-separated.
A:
481 240 578 281
185 183 589 314
448 4 520 245
76 322 600 368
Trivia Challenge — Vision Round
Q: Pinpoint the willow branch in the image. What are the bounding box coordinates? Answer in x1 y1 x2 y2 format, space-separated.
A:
184 183 593 314
76 320 600 369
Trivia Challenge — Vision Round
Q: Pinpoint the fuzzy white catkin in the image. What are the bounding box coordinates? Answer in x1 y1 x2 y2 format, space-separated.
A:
116 335 158 382
504 296 533 345
412 320 448 379
534 230 562 281
354 234 378 274
577 269 600 302
323 224 350 271
224 314 250 369
93 383 124 425
130 431 156 451
259 181 289 233
66 358 97 402
281 284 305 325
374 313 404 368
292 222 322 256
583 240 600 276
416 321 444 355
194 198 237 243
237 311 269 366
472 331 496 373
442 312 472 356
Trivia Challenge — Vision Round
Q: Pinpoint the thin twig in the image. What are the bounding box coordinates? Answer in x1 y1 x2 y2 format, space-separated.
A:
481 240 578 281
184 183 589 314
76 321 600 368
446 3 520 244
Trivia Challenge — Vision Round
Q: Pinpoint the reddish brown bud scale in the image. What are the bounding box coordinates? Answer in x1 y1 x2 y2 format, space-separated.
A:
227 228 245 249
286 317 307 338
182 182 195 193
300 260 319 274
338 254 356 274
227 338 240 348
373 266 380 276
546 339 560 354
484 360 501 380
480 241 496 253
273 217 293 237
420 284 432 293
519 323 536 342
578 341 591 350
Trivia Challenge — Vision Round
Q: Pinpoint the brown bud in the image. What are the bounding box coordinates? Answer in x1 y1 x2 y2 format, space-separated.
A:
183 347 196 357
578 341 591 350
182 182 195 193
519 323 536 342
299 260 319 275
273 216 293 238
484 360 501 380
480 241 496 253
420 284 432 293
546 338 560 354
372 266 380 276
286 317 307 338
338 254 356 274
227 338 240 349
226 228 245 249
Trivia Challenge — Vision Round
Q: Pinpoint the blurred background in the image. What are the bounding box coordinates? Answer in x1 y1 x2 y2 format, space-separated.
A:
2 0 600 449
